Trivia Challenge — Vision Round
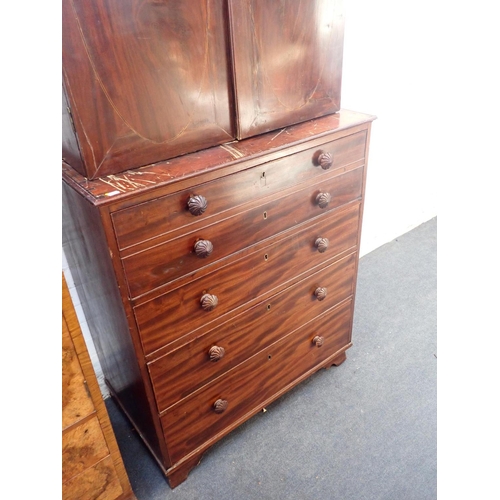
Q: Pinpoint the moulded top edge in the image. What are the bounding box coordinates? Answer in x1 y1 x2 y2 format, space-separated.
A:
62 109 376 207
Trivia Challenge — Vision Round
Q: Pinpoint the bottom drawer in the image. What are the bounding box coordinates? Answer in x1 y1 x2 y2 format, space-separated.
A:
161 298 353 463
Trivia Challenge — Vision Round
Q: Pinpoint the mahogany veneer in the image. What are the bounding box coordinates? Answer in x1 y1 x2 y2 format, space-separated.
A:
62 0 345 179
62 110 374 488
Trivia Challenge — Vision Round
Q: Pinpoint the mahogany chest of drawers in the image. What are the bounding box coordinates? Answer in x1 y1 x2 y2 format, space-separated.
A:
62 109 375 487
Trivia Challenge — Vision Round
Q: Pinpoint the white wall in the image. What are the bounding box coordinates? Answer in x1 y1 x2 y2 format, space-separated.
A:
341 0 438 256
62 254 110 397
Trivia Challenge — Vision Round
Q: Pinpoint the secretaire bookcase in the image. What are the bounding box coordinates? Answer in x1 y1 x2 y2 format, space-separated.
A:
62 0 375 488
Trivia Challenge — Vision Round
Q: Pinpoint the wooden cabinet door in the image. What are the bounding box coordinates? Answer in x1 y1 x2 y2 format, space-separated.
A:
63 0 235 179
228 0 344 139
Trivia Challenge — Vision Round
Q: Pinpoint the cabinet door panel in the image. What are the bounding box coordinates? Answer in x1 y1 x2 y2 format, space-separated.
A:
62 0 234 179
229 0 344 139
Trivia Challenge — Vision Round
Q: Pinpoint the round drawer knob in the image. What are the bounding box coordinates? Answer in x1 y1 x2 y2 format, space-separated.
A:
315 192 331 209
194 239 213 258
312 336 324 347
213 399 228 413
314 287 327 301
209 345 225 362
200 293 218 311
187 194 208 216
315 237 329 253
317 151 333 170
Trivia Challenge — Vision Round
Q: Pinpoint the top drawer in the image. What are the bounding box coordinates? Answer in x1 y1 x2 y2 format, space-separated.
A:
111 131 366 250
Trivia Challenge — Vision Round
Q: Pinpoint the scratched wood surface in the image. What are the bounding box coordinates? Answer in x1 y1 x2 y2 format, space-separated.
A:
229 0 345 139
62 0 234 179
62 110 375 206
111 130 366 251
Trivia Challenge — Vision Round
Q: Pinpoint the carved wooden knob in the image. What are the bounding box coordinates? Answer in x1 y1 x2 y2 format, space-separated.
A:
200 293 218 311
209 345 225 362
187 194 208 216
315 237 329 253
213 399 228 413
317 151 333 170
314 287 327 301
194 239 213 258
315 192 331 209
312 336 324 347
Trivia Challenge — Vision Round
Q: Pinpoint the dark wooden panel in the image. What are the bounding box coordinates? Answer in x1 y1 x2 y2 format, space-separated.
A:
149 252 356 411
112 131 366 249
162 299 353 463
136 204 360 355
229 0 344 139
122 167 363 298
62 182 165 465
62 88 84 172
62 0 234 179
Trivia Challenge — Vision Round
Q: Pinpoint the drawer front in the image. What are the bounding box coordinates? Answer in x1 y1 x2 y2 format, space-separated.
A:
122 167 363 298
161 299 353 463
112 131 366 250
149 252 356 412
136 203 360 356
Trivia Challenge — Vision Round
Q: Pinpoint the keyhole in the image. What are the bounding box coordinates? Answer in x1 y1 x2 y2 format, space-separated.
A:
268 355 272 360
260 171 267 187
264 254 269 261
263 211 268 219
267 304 271 311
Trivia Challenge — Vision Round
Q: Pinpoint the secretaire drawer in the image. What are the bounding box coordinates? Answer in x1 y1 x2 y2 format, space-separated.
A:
149 252 356 412
135 203 361 356
161 298 353 463
122 167 363 298
111 131 366 250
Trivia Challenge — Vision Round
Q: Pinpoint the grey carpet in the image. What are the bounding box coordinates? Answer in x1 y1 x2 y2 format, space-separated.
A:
106 217 437 500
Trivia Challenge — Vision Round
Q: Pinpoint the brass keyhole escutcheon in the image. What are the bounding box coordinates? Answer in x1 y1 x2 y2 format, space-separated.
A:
263 211 268 219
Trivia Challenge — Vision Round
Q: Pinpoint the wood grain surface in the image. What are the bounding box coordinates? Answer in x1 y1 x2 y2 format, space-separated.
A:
62 274 135 499
229 0 344 138
136 203 360 356
62 0 234 179
121 167 363 298
149 252 356 411
161 299 353 463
